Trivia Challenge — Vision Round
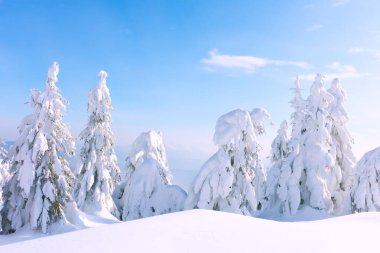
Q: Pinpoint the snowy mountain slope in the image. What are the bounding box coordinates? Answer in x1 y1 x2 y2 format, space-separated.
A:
1 209 380 253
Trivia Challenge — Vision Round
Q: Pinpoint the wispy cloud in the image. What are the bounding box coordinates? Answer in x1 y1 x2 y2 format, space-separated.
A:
332 0 350 7
298 61 367 81
349 47 380 62
201 49 310 73
306 24 322 32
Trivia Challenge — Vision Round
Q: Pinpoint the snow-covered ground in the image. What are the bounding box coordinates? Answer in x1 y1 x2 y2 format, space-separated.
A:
1 209 380 253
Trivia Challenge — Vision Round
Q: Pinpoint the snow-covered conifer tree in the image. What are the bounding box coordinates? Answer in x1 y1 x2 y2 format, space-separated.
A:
1 62 76 233
265 121 290 210
327 78 356 213
275 74 347 215
0 139 10 187
297 74 336 212
74 71 120 217
115 131 186 221
0 139 10 222
264 78 306 215
351 148 380 212
185 108 269 215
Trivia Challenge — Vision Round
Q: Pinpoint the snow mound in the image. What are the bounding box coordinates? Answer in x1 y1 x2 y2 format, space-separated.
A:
352 147 380 211
2 210 380 253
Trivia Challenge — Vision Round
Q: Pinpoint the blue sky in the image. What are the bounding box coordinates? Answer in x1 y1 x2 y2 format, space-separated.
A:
1 0 380 188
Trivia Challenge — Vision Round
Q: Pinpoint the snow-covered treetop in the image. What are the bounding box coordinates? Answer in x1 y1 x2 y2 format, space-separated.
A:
290 76 304 111
270 120 289 162
308 74 334 113
213 109 256 147
47 62 59 84
87 70 112 122
250 108 270 135
127 131 171 184
328 78 348 123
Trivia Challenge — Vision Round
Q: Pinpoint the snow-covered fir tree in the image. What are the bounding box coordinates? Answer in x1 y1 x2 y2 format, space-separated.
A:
327 78 356 213
114 131 186 221
185 108 269 215
1 62 76 233
250 108 270 208
0 139 10 187
265 120 290 210
351 147 380 212
297 74 337 212
274 74 349 215
74 70 120 217
0 139 10 223
272 78 307 215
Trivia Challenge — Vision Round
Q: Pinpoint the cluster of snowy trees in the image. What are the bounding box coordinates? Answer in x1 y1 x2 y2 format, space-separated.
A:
1 62 380 234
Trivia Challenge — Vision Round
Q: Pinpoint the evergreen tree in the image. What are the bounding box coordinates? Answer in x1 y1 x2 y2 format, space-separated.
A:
352 147 380 212
0 139 10 224
275 74 344 215
265 120 290 211
271 78 306 215
115 131 186 221
74 71 120 217
185 109 268 215
1 62 76 233
327 78 356 213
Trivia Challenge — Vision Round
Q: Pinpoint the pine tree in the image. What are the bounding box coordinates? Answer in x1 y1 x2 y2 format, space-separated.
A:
265 120 290 211
0 139 10 187
0 139 10 225
270 78 306 215
299 74 336 212
1 62 76 233
327 78 356 213
275 74 344 215
352 148 380 212
185 109 268 215
115 131 186 221
74 71 120 217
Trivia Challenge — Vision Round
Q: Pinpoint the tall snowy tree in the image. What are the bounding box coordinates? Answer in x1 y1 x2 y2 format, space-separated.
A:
0 139 10 187
266 78 306 215
274 74 348 215
1 62 76 233
265 120 290 211
327 78 356 213
0 139 10 224
351 147 380 212
114 131 186 221
74 70 120 218
185 108 269 215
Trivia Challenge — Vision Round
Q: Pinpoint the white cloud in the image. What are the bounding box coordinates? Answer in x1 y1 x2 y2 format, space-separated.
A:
298 61 367 81
332 0 350 7
201 49 310 73
349 47 380 62
306 24 322 32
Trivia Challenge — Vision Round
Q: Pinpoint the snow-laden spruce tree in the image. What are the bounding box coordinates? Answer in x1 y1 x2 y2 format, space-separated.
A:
0 139 10 222
1 62 76 233
74 71 120 217
327 78 356 213
0 139 10 187
351 148 380 212
114 131 186 221
265 120 290 210
275 74 346 215
266 78 306 215
298 74 337 212
185 108 269 215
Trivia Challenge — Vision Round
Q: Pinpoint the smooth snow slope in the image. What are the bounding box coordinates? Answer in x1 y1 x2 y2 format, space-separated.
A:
1 209 380 253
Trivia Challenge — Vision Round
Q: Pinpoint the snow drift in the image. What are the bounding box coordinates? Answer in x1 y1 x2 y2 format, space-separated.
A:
1 209 380 253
